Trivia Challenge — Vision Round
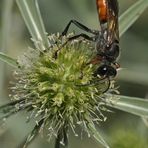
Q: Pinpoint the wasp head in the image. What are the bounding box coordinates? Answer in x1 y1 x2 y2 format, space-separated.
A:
94 64 117 78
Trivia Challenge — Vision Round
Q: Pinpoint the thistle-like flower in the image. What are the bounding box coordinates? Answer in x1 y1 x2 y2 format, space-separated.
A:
0 33 117 148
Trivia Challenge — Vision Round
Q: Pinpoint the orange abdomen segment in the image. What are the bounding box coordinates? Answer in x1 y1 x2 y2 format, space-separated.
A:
96 0 107 23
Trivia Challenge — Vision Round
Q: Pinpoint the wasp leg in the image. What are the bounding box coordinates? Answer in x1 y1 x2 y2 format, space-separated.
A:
54 33 95 58
67 33 95 41
61 19 99 36
76 77 111 93
101 77 111 93
94 77 111 93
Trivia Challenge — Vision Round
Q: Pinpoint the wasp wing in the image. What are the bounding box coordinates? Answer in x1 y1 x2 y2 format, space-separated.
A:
96 0 119 43
107 0 119 43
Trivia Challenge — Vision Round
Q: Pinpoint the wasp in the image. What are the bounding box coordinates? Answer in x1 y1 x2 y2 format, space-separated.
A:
55 0 120 90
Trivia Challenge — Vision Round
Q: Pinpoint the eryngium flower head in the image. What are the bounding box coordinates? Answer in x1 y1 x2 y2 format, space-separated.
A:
1 33 117 148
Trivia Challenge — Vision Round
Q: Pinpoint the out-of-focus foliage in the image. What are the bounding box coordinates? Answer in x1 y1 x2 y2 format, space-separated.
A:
110 128 148 148
109 116 148 148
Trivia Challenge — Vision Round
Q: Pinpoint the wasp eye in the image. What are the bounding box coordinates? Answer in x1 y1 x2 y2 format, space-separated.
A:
94 65 117 78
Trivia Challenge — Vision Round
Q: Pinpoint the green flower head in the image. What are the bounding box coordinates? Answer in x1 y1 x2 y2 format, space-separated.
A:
2 33 117 148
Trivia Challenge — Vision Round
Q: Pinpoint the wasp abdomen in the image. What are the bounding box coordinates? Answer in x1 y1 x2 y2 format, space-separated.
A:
96 0 107 23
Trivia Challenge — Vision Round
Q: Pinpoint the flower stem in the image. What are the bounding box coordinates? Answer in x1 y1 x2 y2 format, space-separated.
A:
55 124 69 148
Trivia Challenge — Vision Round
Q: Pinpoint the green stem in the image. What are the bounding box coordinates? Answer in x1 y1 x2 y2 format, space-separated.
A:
106 95 148 117
16 0 50 50
55 125 68 148
0 0 14 98
0 52 18 68
119 0 148 37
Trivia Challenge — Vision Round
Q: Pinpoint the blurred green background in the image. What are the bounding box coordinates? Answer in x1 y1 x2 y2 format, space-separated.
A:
0 0 148 148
